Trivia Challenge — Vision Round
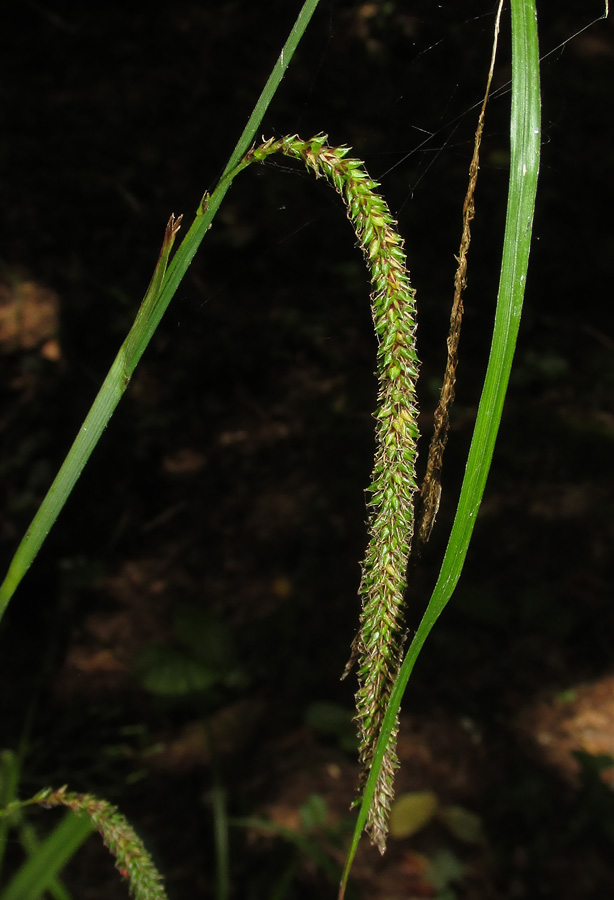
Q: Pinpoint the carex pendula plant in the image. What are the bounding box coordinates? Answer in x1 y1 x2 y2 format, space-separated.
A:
0 0 546 896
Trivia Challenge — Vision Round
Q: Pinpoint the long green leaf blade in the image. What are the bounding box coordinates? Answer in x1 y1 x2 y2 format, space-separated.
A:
340 0 541 893
2 811 94 900
16 820 73 900
0 750 20 879
0 0 321 620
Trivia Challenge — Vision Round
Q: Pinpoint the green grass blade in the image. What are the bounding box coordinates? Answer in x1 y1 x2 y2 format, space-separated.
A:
1 763 73 900
16 820 74 900
0 750 20 879
0 0 321 621
0 218 180 619
220 0 321 178
2 811 94 900
122 0 323 362
339 0 541 893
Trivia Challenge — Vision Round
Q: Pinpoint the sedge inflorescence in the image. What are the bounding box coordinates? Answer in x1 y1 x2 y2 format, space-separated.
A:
34 786 168 900
247 135 420 851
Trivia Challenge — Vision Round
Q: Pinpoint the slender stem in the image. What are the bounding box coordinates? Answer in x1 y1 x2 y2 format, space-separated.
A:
339 0 541 892
220 0 321 178
0 0 322 620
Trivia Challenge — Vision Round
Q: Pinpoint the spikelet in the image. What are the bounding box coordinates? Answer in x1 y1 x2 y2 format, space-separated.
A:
249 135 420 851
33 786 167 900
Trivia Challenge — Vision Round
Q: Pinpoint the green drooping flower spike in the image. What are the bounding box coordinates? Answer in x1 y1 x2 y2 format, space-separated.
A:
0 0 544 892
1 786 168 900
245 135 420 851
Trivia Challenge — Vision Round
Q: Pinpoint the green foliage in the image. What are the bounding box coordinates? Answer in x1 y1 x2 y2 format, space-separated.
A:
3 787 168 900
385 789 486 899
0 0 549 896
339 0 540 889
231 795 348 895
0 0 323 618
437 805 485 846
1 812 94 900
136 606 244 698
427 847 467 897
0 751 94 900
389 791 438 839
388 790 485 846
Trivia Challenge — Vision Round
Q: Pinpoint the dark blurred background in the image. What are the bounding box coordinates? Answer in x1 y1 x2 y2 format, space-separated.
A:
1 2 613 898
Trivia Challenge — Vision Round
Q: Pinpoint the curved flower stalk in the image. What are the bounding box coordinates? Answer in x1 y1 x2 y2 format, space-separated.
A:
31 786 167 900
247 135 420 852
0 134 419 862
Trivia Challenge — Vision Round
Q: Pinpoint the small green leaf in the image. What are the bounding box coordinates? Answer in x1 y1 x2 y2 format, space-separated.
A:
437 805 485 845
389 791 438 839
136 646 220 696
299 794 328 831
172 606 234 667
427 847 466 892
2 811 94 900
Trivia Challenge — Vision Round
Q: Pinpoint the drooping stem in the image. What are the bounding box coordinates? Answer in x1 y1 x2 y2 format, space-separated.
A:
4 786 168 900
247 136 420 851
1 133 420 855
